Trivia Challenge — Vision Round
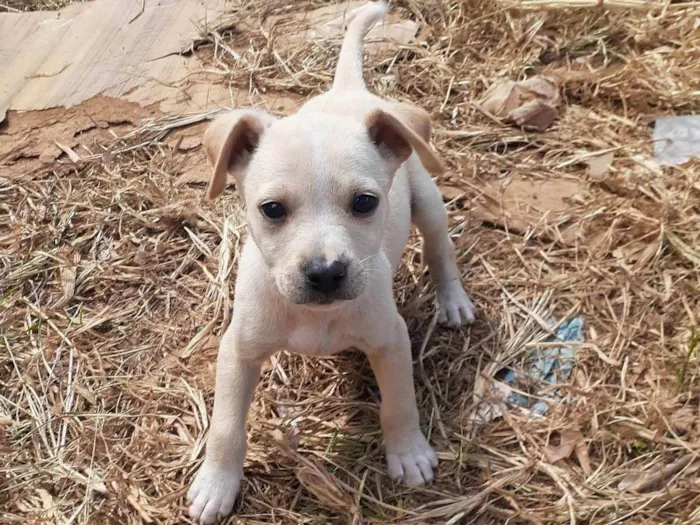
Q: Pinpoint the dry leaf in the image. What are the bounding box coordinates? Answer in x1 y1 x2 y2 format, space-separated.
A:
574 439 593 476
441 186 466 200
668 406 699 434
544 429 584 464
175 135 201 151
618 454 697 493
586 152 615 181
56 247 78 307
272 422 301 452
178 333 218 359
74 384 96 405
59 264 77 303
479 77 560 131
617 472 641 491
600 170 637 196
36 488 54 517
508 99 559 131
272 428 355 514
199 334 220 354
480 81 519 115
666 231 700 267
296 461 353 511
470 175 585 244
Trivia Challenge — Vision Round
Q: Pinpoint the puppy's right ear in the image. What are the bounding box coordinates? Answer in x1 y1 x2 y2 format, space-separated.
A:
203 110 275 200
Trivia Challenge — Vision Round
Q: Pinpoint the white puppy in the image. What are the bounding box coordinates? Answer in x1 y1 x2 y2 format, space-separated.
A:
187 2 475 522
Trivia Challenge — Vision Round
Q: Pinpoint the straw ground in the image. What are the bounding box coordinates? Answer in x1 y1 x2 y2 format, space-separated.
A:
1 0 700 523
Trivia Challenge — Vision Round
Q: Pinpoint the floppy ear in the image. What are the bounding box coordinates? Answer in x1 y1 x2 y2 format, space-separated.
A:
203 109 276 200
364 108 444 174
388 101 432 143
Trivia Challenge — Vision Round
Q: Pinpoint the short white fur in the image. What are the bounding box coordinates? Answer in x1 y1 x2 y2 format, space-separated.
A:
188 3 476 522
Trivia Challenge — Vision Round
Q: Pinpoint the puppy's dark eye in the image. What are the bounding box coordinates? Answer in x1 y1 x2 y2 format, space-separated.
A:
352 194 378 215
260 201 286 220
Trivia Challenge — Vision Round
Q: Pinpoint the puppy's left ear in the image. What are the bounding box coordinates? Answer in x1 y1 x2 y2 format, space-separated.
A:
388 101 432 143
364 109 444 175
203 109 276 200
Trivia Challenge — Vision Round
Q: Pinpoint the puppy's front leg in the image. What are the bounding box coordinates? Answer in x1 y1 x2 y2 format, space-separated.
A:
409 162 475 327
188 323 262 524
368 315 438 485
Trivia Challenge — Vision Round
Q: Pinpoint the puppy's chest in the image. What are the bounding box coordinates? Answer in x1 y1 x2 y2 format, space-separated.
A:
286 319 357 356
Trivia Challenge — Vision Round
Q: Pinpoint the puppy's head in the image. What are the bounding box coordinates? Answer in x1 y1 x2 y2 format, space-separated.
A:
204 106 443 307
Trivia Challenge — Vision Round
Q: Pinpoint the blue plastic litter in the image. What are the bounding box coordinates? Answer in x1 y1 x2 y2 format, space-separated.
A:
501 316 584 416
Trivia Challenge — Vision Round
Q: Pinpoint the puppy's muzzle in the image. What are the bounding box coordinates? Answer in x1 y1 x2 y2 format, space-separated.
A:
282 255 364 305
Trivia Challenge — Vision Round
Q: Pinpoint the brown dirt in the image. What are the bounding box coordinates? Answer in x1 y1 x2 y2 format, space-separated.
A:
0 97 159 178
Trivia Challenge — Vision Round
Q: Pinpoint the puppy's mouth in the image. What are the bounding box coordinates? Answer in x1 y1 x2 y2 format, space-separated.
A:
299 296 349 310
293 291 351 307
312 296 338 306
277 284 362 308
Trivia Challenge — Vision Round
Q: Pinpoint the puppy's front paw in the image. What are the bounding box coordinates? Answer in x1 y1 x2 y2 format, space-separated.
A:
385 431 438 486
187 462 243 524
437 281 475 327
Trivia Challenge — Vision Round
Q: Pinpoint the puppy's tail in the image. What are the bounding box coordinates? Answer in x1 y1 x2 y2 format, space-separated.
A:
332 1 388 92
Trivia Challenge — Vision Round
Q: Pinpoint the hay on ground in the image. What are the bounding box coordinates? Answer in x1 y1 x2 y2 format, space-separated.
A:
1 0 700 523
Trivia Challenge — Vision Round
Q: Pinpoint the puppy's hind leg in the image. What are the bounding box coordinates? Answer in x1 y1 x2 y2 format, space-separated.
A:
409 161 475 327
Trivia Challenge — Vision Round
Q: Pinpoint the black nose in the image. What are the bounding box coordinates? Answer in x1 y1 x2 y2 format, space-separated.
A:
305 259 347 294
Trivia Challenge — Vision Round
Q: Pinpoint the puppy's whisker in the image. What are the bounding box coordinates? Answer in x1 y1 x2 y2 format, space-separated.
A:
358 252 381 265
360 268 391 278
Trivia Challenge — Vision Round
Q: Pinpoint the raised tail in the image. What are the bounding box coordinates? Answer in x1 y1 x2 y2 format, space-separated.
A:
332 1 388 91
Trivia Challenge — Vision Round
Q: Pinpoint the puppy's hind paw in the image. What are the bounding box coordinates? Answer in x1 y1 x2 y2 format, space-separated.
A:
187 462 242 524
437 281 475 327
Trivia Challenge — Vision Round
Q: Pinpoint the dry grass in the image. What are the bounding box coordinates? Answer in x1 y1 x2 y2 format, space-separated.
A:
0 0 82 12
2 0 700 523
